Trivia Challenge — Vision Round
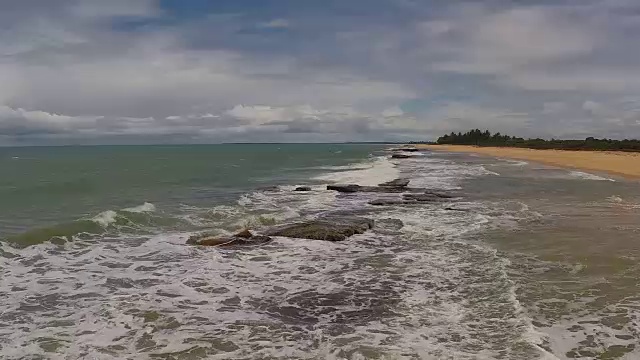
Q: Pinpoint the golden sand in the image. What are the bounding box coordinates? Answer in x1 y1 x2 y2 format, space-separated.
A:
417 145 640 179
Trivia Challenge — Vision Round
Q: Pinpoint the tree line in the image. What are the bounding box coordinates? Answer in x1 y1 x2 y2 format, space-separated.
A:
432 129 640 151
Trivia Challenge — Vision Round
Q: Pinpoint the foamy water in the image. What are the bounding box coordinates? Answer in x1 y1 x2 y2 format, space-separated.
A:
568 170 616 182
1 149 639 359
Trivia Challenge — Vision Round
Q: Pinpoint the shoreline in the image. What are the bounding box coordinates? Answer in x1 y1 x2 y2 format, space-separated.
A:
416 144 640 179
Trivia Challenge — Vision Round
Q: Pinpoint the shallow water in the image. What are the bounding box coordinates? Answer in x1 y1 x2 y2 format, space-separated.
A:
1 145 639 359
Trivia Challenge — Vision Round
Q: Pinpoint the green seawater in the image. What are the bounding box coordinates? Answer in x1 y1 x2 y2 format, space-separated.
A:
0 144 381 242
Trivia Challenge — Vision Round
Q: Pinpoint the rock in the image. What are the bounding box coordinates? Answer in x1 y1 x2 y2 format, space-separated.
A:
235 229 253 238
258 185 280 192
424 191 457 199
294 186 312 192
267 217 374 241
387 147 419 152
377 218 404 230
327 184 362 193
187 233 271 247
444 207 469 212
374 218 405 235
378 178 410 188
369 192 456 206
402 193 447 202
391 154 412 159
369 199 409 206
327 184 422 194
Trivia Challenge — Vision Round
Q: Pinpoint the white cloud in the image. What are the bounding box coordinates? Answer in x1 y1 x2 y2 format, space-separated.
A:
430 7 598 76
417 3 640 95
2 0 640 144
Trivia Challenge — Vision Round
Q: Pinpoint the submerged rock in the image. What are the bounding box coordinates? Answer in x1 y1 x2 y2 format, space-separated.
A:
368 199 410 206
187 230 272 247
377 218 404 230
369 192 455 206
402 193 447 202
267 217 374 242
257 185 280 192
378 178 410 188
374 218 405 235
294 186 312 192
424 191 456 199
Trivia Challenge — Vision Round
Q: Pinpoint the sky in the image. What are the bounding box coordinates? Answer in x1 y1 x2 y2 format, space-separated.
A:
1 0 640 145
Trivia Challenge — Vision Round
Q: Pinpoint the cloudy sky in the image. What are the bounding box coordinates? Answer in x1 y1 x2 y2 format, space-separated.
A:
1 0 640 145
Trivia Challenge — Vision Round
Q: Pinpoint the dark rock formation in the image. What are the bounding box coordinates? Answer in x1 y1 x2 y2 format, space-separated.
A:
187 230 272 247
424 191 456 199
327 184 423 194
235 229 253 238
387 147 420 152
368 199 409 206
294 186 312 192
267 217 374 242
402 193 447 202
391 154 412 159
327 184 362 193
369 192 454 206
378 178 410 188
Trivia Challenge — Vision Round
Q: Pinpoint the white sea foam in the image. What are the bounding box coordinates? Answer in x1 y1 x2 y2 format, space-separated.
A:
313 156 399 186
400 156 499 190
503 159 529 166
91 210 118 227
568 170 615 181
482 166 501 176
122 202 156 213
608 195 624 203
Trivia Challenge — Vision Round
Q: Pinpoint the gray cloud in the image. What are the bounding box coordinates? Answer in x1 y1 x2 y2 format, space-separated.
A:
1 0 640 145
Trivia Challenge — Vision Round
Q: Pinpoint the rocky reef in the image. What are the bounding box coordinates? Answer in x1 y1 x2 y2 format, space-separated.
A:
187 230 272 247
187 177 460 248
267 217 374 242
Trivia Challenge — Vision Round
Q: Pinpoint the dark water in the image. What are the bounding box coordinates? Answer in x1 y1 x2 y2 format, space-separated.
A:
0 145 639 359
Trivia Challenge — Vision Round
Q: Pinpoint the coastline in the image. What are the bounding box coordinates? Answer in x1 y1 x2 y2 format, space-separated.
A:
417 144 640 179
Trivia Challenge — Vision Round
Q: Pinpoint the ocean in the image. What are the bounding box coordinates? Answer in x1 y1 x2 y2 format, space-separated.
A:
1 144 639 359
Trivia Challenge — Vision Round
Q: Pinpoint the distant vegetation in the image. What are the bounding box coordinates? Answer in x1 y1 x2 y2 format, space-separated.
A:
430 129 640 152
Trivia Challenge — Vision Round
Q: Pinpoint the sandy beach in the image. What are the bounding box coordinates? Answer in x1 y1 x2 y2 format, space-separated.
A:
418 144 640 179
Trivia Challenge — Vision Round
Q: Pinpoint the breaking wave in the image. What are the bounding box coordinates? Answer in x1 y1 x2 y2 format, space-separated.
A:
568 170 615 182
3 203 160 247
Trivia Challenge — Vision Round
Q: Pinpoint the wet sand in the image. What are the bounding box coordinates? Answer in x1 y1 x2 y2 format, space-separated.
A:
418 145 640 179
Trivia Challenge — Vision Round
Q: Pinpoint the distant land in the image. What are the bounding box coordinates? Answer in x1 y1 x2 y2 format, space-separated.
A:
422 129 640 152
